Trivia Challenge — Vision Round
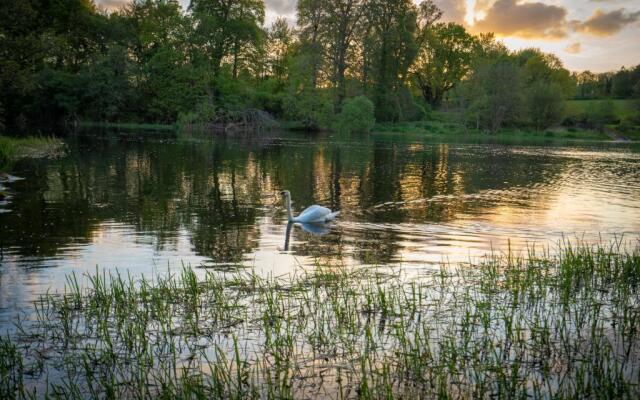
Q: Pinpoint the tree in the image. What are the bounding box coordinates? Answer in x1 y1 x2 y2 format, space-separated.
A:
189 0 265 80
325 0 366 106
0 0 105 131
466 61 524 133
515 49 574 98
362 0 419 121
266 18 293 84
527 81 564 131
284 49 334 130
297 0 326 90
412 22 477 108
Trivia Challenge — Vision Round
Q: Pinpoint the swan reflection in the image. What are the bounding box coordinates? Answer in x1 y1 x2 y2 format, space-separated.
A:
283 221 332 251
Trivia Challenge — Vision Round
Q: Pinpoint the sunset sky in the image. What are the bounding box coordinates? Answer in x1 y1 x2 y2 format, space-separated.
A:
97 0 640 72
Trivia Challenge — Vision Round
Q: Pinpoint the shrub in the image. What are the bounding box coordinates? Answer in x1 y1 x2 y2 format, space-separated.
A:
335 96 376 133
283 90 334 131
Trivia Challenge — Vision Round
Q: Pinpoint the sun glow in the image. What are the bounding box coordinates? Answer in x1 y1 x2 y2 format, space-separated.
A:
464 0 476 26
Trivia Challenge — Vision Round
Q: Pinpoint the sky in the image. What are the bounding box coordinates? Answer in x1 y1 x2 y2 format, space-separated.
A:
97 0 640 72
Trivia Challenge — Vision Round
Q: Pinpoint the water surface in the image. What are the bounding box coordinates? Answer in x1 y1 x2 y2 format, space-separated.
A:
1 132 640 325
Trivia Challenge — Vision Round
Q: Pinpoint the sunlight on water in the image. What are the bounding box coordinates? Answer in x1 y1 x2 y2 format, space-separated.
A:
1 134 640 326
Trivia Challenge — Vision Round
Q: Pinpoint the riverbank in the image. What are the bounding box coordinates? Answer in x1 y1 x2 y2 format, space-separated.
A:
76 114 627 144
1 240 639 399
77 121 176 131
375 121 610 142
0 135 65 172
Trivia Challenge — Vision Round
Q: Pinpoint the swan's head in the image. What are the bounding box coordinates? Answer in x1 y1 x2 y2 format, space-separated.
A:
280 190 290 199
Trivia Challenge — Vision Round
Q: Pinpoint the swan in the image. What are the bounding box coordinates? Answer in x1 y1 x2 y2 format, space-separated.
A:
280 190 340 223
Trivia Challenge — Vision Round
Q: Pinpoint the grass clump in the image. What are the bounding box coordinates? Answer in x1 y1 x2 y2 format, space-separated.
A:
0 135 64 171
2 240 640 399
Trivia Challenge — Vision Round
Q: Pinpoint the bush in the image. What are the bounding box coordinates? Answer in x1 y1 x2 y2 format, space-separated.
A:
283 89 334 131
177 100 217 126
335 96 376 133
527 82 565 130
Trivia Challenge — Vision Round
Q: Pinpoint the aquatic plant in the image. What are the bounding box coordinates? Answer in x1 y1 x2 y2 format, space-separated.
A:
2 240 640 399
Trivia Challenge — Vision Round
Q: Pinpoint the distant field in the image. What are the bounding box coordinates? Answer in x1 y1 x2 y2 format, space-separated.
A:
565 99 639 120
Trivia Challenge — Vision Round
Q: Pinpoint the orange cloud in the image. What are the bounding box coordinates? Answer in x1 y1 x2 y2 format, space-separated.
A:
471 0 569 39
96 0 129 11
575 8 640 36
564 42 582 54
433 0 467 23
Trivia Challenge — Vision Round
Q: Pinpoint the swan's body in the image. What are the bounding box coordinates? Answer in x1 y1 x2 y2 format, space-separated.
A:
281 190 340 223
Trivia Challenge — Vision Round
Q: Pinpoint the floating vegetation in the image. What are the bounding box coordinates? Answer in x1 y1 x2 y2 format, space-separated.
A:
2 240 640 399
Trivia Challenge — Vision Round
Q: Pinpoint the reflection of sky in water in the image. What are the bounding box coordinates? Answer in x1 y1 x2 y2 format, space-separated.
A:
1 136 640 326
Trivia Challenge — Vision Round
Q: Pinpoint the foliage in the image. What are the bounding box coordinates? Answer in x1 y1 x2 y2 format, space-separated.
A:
335 96 376 133
0 0 624 135
412 22 478 107
462 61 524 133
283 89 334 130
574 64 640 100
527 81 565 131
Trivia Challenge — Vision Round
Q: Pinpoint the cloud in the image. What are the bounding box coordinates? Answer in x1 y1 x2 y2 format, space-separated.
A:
96 0 129 10
471 0 569 39
433 0 467 23
265 0 297 15
564 42 582 54
574 8 640 36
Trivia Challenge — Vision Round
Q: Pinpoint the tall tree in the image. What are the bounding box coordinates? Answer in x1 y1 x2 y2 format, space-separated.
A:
362 0 419 120
412 22 477 107
296 0 326 89
189 0 265 79
266 17 293 84
325 0 366 106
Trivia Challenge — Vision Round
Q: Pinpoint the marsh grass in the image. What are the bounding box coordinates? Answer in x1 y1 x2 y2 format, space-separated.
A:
2 240 640 399
0 135 64 171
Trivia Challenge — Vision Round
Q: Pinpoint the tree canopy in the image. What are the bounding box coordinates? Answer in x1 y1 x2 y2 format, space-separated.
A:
2 0 633 135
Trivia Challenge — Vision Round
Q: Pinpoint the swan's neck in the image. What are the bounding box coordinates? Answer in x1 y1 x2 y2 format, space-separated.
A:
285 195 294 221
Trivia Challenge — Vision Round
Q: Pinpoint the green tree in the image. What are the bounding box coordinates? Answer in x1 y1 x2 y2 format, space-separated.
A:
284 47 334 130
266 18 294 85
515 49 574 98
362 0 419 121
412 22 477 108
466 61 524 133
189 0 265 80
527 81 564 131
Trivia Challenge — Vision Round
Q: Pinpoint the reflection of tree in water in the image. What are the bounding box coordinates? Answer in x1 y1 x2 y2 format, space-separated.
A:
1 136 565 266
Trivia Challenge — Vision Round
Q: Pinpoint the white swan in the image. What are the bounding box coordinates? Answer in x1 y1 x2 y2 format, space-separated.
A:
281 190 340 223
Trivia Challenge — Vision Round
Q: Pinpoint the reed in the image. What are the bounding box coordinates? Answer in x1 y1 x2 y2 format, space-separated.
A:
2 239 640 399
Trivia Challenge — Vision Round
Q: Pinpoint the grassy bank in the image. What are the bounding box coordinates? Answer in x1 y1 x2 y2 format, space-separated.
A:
374 115 609 142
0 135 65 172
565 99 639 121
565 99 640 140
78 121 176 132
2 240 639 399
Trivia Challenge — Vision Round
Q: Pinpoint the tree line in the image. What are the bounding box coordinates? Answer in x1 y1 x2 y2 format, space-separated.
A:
574 66 640 100
1 0 637 135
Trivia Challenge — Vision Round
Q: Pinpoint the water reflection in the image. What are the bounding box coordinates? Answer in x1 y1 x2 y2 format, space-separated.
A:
1 133 640 323
283 221 333 251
